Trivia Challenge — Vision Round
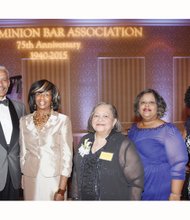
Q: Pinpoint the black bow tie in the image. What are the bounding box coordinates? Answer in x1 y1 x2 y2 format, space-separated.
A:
0 99 9 106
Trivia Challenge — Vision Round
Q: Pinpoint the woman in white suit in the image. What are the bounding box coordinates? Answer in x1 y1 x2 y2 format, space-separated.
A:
19 79 73 200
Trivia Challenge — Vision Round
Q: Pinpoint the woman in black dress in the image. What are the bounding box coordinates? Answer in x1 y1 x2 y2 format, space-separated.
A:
71 102 144 200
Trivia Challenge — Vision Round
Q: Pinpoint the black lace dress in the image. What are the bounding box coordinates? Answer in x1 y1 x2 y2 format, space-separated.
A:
71 130 144 200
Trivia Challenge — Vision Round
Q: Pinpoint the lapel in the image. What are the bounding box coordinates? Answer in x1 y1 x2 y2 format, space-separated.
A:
8 99 19 148
0 122 8 151
0 98 19 151
46 111 59 128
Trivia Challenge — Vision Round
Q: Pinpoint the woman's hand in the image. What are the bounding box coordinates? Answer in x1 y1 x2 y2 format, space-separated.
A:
54 189 66 201
169 193 181 201
54 191 65 201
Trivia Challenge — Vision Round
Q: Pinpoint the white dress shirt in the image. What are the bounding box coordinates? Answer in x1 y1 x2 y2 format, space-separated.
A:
0 98 13 144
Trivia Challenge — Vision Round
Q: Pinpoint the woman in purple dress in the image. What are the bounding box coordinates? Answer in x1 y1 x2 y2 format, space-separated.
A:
128 88 188 200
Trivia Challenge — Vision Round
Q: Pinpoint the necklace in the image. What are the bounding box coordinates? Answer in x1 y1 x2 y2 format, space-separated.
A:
33 110 51 130
91 133 108 153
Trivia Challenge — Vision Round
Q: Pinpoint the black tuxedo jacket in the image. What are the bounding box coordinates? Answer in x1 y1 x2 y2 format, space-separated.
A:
0 98 26 190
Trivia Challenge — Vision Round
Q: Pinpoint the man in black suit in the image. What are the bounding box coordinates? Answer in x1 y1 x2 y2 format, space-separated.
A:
0 65 26 200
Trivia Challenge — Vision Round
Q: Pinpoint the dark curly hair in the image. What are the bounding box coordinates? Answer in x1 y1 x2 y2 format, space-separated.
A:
134 88 167 118
184 86 190 108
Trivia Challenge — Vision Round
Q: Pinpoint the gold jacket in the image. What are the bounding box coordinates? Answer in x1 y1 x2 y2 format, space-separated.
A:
19 111 73 178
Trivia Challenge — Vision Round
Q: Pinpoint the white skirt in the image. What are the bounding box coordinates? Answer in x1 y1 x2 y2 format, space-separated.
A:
23 174 62 201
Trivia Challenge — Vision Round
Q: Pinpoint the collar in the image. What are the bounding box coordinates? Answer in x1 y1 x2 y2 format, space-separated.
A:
26 110 59 131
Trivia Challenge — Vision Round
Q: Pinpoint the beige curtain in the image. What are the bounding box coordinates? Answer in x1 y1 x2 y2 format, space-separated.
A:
98 57 145 131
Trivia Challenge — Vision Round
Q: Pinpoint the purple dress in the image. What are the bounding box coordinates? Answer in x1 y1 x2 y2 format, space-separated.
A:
128 122 188 200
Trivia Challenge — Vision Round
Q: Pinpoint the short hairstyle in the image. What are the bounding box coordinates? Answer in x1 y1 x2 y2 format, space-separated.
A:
87 102 122 132
28 79 60 113
134 88 167 118
0 65 10 78
184 86 190 108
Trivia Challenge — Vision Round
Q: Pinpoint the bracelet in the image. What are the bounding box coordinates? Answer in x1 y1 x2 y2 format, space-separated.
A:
170 193 181 197
57 188 66 196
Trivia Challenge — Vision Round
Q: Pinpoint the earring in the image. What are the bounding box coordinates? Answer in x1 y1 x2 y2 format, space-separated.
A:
51 102 53 110
33 104 37 110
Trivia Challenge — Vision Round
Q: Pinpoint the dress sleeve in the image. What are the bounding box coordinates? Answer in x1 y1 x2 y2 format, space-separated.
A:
71 136 86 200
119 138 144 200
60 116 73 177
164 125 188 180
71 161 79 200
19 117 26 173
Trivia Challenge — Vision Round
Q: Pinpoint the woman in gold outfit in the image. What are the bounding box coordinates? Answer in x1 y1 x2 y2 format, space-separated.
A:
19 79 73 200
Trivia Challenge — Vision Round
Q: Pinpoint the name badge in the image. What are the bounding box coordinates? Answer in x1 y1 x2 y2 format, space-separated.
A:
99 151 113 161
